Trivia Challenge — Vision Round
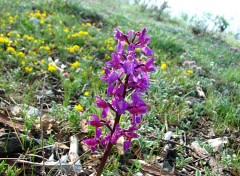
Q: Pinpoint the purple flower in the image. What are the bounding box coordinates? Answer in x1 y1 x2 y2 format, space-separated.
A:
123 60 134 75
128 91 148 115
100 134 111 149
95 96 109 118
112 96 129 115
111 124 121 143
88 114 105 127
83 138 99 152
84 28 155 155
114 29 125 41
142 58 155 72
123 140 131 152
101 69 119 84
95 128 102 138
107 83 114 96
116 41 125 53
142 46 153 56
106 53 121 69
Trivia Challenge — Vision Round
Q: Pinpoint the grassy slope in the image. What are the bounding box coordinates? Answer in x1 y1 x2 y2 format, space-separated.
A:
0 0 240 175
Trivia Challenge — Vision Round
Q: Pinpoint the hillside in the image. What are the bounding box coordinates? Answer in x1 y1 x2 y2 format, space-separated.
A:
0 0 239 175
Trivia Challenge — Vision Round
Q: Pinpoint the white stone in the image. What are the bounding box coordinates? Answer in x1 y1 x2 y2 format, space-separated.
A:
207 137 228 152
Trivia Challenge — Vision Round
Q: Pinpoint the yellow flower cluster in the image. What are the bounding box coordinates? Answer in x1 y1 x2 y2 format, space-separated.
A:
105 54 110 60
17 51 25 58
71 61 81 68
75 104 83 111
7 14 18 24
82 23 91 27
25 66 33 72
48 63 57 72
68 30 88 38
40 45 50 51
28 10 46 20
0 36 10 45
105 38 115 45
23 34 34 41
6 46 16 55
67 45 80 54
105 38 115 51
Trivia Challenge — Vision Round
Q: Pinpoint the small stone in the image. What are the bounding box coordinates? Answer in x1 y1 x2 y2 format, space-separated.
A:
207 137 228 152
210 79 216 83
182 168 189 174
133 172 144 176
162 99 169 104
196 86 205 98
27 106 40 118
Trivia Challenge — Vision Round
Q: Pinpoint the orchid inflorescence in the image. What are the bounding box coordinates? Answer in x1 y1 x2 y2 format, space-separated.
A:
83 28 155 154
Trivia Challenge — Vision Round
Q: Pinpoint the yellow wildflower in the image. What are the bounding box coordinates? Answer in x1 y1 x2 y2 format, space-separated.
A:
23 34 34 40
21 61 26 65
161 63 167 70
9 16 14 23
17 51 25 58
63 27 69 33
70 31 88 38
25 66 33 72
40 19 45 24
105 54 110 60
75 104 83 111
28 11 46 20
48 63 57 72
40 59 45 63
71 61 81 68
67 45 80 54
84 92 89 96
186 69 193 75
40 45 50 51
0 36 10 45
108 46 114 51
6 47 16 55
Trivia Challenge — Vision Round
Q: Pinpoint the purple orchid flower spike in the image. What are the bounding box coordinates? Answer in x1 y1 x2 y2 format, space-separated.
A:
83 28 155 176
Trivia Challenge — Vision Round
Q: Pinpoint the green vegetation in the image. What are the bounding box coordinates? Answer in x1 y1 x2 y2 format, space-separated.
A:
0 0 239 175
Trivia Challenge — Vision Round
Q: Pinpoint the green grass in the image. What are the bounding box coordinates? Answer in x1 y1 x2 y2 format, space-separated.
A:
0 0 240 175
